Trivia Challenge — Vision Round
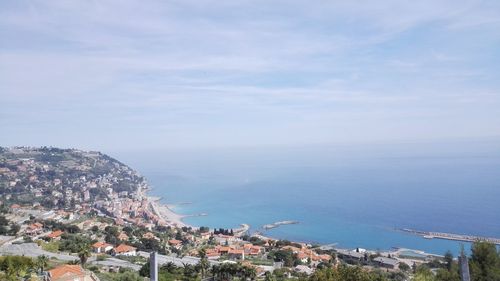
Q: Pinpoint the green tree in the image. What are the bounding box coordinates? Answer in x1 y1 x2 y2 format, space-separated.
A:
309 265 377 281
398 262 410 272
139 259 150 277
9 223 20 235
242 266 257 280
197 249 209 279
414 266 436 281
435 268 460 281
35 255 49 274
78 247 91 266
0 256 34 280
469 241 500 281
444 251 454 271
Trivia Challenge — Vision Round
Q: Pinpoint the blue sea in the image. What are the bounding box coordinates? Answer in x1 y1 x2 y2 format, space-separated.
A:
112 139 500 256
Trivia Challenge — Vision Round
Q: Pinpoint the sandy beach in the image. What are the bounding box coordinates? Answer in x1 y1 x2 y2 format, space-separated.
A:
148 196 189 228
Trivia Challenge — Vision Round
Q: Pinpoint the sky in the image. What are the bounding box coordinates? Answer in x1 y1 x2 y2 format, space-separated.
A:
1 0 500 151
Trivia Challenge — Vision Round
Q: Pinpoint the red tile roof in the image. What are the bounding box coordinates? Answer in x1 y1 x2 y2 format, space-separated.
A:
47 230 64 238
168 239 182 245
114 244 136 254
92 241 112 249
48 264 85 280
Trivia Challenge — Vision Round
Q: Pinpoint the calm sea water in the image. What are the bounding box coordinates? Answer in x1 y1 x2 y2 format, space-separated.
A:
112 140 500 256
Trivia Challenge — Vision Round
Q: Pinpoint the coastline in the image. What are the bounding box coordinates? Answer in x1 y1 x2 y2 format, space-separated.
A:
147 195 189 228
144 189 248 234
139 188 495 257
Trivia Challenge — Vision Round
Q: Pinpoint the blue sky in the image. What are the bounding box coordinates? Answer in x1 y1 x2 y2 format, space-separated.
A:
1 0 499 150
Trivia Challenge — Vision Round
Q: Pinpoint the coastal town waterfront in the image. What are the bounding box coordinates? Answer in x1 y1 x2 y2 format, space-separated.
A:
1 146 500 281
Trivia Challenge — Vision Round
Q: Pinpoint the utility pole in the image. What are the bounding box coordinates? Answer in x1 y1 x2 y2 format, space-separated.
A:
150 251 158 281
458 245 470 281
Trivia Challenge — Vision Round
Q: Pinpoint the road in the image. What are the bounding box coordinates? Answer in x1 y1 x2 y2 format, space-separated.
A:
0 243 223 271
90 257 142 271
138 251 220 267
0 242 145 270
0 243 78 261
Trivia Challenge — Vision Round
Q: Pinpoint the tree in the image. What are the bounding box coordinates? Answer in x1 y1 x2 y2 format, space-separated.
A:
35 255 49 274
242 266 256 280
0 256 34 280
435 268 460 281
182 263 198 279
139 259 150 277
309 265 376 281
414 266 436 281
444 251 454 271
78 248 91 266
398 262 410 272
470 241 500 281
197 249 209 279
9 223 20 235
264 271 276 281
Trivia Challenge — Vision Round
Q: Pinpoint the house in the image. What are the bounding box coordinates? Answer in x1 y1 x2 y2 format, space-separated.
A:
143 232 159 240
313 254 332 263
295 265 314 275
46 230 64 240
214 234 239 245
228 249 245 260
218 246 231 254
26 222 44 236
10 204 21 211
168 239 183 249
297 252 310 263
373 256 399 269
92 242 114 254
336 249 365 263
113 244 137 256
117 232 129 241
243 244 264 256
282 245 302 253
205 249 221 260
200 232 211 240
46 264 99 281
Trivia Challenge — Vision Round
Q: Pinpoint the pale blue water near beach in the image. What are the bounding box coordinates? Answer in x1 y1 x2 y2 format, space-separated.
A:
112 139 500 256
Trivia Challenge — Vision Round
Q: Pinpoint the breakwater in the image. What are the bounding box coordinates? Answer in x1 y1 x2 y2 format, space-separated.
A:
400 228 500 245
263 220 299 230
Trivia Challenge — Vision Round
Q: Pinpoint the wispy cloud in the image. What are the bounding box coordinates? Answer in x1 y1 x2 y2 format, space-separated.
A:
1 0 499 149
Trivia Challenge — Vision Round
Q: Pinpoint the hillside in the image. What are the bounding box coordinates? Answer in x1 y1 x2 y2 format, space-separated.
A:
0 147 147 209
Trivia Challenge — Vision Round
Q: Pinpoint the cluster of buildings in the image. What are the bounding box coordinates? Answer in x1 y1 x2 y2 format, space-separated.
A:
0 147 172 233
0 147 146 212
1 148 416 278
282 245 333 265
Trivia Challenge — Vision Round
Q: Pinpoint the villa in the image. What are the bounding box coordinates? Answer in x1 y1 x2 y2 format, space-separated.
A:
46 230 64 240
26 222 44 236
46 264 99 281
92 242 114 254
168 239 183 249
373 256 400 269
112 244 137 256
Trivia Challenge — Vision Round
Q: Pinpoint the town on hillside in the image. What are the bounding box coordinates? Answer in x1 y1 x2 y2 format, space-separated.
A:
0 147 498 281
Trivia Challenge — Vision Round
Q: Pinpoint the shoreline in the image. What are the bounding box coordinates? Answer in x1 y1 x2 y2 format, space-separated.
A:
140 188 496 257
144 189 208 229
147 195 189 228
144 188 247 234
